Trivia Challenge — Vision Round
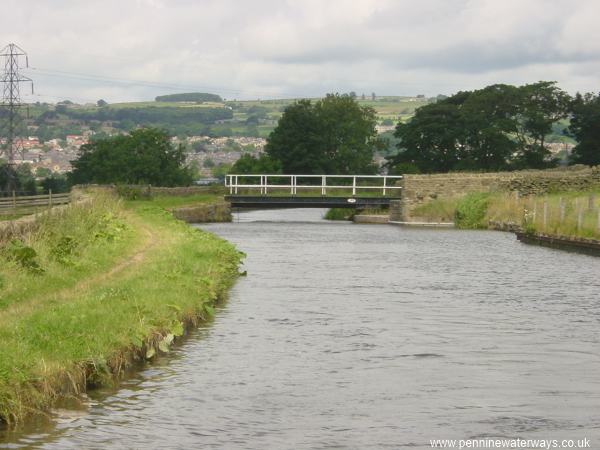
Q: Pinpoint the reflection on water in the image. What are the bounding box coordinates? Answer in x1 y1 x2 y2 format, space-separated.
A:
2 208 600 449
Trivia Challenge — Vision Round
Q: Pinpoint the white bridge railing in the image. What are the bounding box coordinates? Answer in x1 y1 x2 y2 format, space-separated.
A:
225 174 402 196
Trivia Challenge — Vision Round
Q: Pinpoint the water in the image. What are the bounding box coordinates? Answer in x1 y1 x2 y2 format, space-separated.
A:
2 208 600 449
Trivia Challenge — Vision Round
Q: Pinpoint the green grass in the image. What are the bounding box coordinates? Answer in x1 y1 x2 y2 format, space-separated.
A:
324 207 389 221
0 190 242 423
454 193 490 229
411 198 460 223
0 213 29 222
324 208 354 221
486 191 600 239
411 190 600 239
149 193 224 209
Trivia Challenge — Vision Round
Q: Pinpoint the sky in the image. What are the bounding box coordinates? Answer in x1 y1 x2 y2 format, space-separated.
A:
1 0 599 103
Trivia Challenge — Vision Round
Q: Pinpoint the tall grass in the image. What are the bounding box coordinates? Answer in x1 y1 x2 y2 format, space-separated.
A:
411 197 460 223
0 192 242 423
454 193 490 229
487 191 600 239
0 193 137 310
412 190 600 240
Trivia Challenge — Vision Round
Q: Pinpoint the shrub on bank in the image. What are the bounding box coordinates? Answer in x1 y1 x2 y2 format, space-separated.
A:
324 208 354 221
454 193 490 229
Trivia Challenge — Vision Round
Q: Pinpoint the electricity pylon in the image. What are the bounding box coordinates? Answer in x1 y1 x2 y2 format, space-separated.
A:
0 43 33 192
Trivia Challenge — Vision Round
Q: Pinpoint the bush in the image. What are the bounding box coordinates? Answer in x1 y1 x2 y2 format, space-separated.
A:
115 185 153 200
4 240 44 274
454 193 490 229
324 208 354 221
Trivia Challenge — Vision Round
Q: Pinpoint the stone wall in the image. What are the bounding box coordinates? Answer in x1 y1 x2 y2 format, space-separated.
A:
171 202 231 223
146 186 225 196
72 184 225 197
400 165 600 222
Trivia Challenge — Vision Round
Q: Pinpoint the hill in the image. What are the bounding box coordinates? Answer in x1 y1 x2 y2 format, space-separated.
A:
155 92 223 103
25 95 432 141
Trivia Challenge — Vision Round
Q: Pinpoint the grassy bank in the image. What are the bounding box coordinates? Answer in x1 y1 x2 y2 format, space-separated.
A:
324 207 389 221
0 191 242 423
412 190 600 239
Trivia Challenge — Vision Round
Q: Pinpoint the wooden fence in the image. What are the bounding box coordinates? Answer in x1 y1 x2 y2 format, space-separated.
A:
0 191 71 216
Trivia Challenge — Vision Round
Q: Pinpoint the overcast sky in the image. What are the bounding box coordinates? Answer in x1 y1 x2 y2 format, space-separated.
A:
1 0 599 103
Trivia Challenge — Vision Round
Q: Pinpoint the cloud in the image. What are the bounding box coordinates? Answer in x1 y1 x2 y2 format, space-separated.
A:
0 0 598 102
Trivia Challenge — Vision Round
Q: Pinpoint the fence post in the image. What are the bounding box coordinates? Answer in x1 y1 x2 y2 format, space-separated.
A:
383 176 387 197
577 205 583 232
543 197 548 229
588 194 595 212
49 189 53 208
559 197 565 224
352 176 356 196
12 190 16 212
321 176 326 196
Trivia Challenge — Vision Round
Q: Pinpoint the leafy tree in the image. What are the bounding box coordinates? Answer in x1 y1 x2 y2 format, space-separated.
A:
266 94 379 174
35 167 52 178
69 128 192 186
513 81 570 168
230 154 282 174
459 84 520 171
391 92 469 173
389 82 571 173
97 99 108 107
569 92 600 166
0 164 37 195
41 174 69 194
245 115 260 126
211 163 232 180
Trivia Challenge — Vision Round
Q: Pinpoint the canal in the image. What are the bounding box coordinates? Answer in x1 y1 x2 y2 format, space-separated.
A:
2 209 599 449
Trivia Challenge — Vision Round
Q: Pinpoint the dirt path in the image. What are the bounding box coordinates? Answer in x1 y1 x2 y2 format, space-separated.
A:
0 211 163 319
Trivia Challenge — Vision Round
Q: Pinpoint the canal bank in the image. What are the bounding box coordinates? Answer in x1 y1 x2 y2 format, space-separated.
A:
3 208 599 449
0 190 242 424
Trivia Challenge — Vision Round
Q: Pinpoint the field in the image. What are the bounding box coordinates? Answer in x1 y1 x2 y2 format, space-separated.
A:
25 94 430 142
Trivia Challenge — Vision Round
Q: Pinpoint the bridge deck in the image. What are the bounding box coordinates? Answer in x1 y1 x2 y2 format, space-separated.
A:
225 196 399 209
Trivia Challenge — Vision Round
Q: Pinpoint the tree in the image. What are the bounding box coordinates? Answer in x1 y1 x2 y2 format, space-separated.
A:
388 82 571 173
97 99 108 107
266 94 379 174
69 128 192 186
459 84 521 171
391 92 470 173
41 174 69 194
513 81 570 169
230 154 282 174
569 92 600 166
35 167 52 178
0 164 37 195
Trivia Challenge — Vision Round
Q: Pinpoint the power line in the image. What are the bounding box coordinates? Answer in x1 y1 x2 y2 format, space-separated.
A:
25 66 325 100
0 43 34 191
